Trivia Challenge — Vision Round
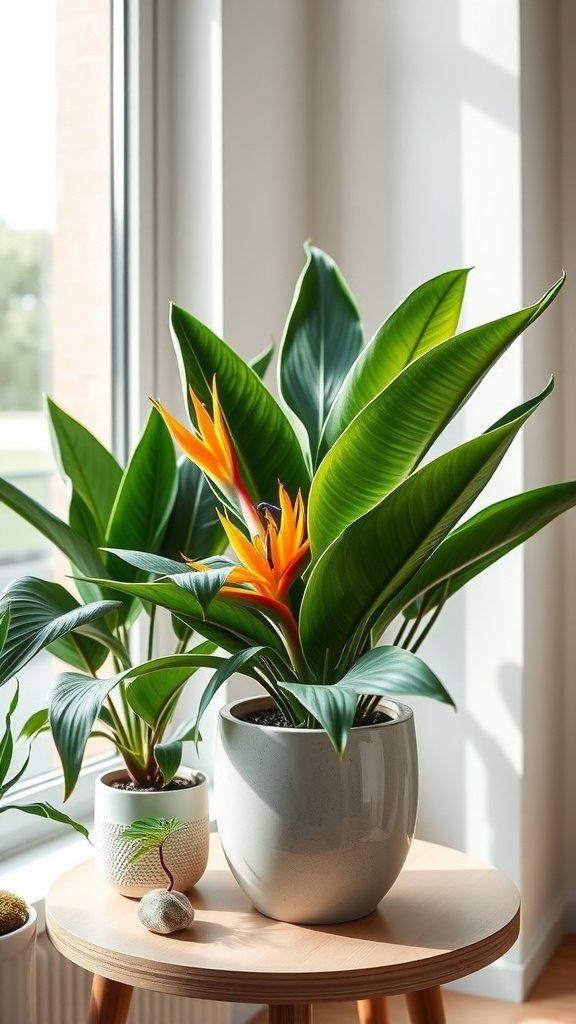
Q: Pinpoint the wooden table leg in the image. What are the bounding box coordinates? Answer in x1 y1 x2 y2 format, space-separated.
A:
405 987 446 1024
268 1005 312 1024
357 997 391 1024
87 975 133 1024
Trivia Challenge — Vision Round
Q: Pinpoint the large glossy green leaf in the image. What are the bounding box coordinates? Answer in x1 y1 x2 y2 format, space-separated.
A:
46 397 123 541
320 268 471 454
310 278 564 558
105 408 178 588
0 577 120 686
49 670 126 799
278 245 363 465
161 456 226 563
0 477 110 581
278 681 358 756
337 646 454 705
79 577 289 660
170 303 310 503
300 386 550 678
378 481 576 628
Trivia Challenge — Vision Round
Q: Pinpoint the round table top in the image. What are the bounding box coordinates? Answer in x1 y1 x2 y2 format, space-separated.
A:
45 833 520 1004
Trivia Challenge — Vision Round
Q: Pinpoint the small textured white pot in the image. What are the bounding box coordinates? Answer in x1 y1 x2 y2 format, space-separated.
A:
0 903 37 1024
94 767 210 896
215 696 418 924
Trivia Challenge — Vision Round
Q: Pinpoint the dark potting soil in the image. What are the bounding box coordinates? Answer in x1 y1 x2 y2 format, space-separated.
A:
110 776 197 792
240 708 392 728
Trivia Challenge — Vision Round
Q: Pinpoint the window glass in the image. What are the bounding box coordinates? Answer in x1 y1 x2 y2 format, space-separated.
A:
0 0 112 781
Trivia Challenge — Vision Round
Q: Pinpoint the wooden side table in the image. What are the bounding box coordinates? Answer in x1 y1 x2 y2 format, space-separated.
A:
45 834 519 1024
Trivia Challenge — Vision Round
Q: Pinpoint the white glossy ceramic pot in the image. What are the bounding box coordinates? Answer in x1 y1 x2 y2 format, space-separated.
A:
94 767 210 896
0 903 37 1024
215 696 418 924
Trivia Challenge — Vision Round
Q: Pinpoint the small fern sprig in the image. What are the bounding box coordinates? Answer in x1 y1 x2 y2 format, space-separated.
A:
120 817 186 891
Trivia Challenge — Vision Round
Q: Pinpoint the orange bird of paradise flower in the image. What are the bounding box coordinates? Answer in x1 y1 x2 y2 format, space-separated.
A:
151 379 261 538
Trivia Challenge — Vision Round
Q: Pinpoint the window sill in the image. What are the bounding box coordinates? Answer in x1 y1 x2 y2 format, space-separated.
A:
1 825 95 932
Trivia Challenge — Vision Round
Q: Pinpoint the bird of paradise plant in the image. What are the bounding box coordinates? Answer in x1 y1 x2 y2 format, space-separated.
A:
77 244 576 757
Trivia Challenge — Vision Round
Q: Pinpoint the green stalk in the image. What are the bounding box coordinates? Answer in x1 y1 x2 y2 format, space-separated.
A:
147 605 156 662
409 583 450 654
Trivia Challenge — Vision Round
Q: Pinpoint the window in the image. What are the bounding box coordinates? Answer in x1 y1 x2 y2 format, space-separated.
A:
0 0 114 846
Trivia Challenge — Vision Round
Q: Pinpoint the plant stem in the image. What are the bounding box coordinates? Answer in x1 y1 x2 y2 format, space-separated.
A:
277 604 307 678
393 615 410 647
409 584 450 654
147 605 156 661
159 842 175 891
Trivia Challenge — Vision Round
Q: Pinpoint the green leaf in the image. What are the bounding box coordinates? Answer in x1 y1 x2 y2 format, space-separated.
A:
120 817 186 862
278 681 358 756
45 397 123 541
300 385 551 678
125 646 221 728
384 481 576 626
104 548 192 576
172 565 234 611
183 645 270 742
17 708 50 745
310 278 564 559
0 577 120 686
278 245 363 465
0 801 90 838
78 576 289 659
49 670 127 799
161 456 226 563
170 303 310 504
0 682 17 786
337 646 454 705
154 742 183 787
320 268 471 454
105 407 178 586
0 476 111 581
0 607 10 656
249 344 275 380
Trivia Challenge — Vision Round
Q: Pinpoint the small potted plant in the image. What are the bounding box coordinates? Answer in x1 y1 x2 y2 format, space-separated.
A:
0 398 239 892
0 609 88 1023
91 245 576 923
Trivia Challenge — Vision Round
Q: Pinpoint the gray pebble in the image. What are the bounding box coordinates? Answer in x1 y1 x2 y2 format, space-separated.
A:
137 889 194 934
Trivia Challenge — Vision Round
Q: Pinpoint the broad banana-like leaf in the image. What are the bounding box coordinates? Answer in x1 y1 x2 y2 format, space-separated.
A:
0 477 110 581
170 303 310 504
320 267 471 453
310 277 564 558
78 577 289 661
299 384 551 677
46 397 123 541
336 646 454 705
278 681 358 756
375 480 576 630
49 669 127 799
278 244 363 466
105 408 178 586
0 577 120 686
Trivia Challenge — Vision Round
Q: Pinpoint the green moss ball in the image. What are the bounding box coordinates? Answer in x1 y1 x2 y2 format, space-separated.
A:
0 891 29 936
